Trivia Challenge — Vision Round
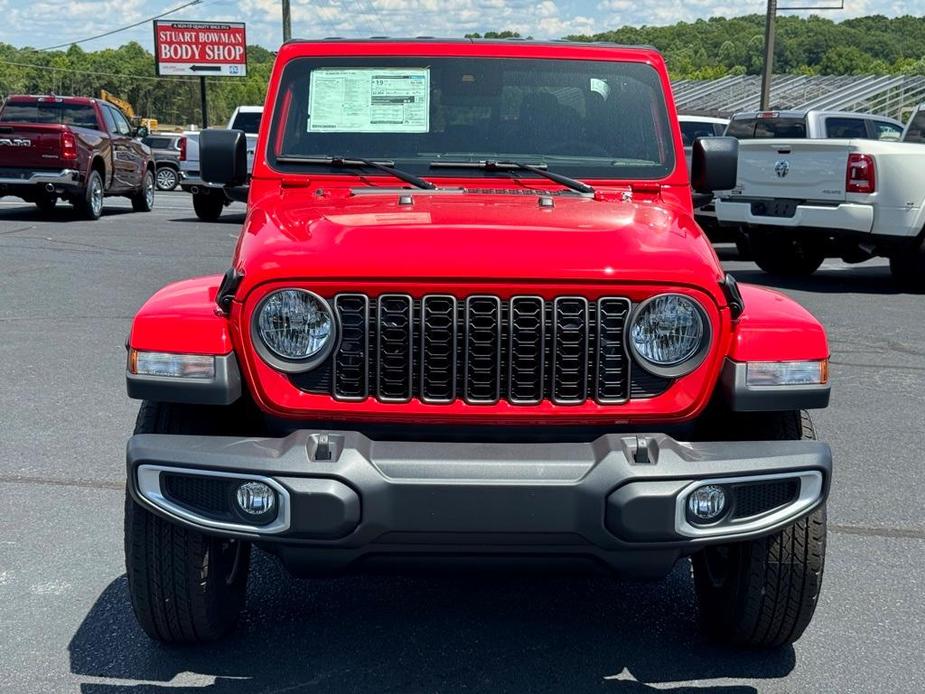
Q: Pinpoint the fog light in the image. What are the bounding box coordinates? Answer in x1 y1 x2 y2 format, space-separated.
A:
235 481 276 516
687 484 727 523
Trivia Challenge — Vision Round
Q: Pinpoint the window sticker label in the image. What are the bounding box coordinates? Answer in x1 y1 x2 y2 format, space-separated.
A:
308 68 430 133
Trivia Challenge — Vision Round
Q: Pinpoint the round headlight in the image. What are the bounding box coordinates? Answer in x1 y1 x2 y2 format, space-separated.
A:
253 289 336 370
629 294 709 377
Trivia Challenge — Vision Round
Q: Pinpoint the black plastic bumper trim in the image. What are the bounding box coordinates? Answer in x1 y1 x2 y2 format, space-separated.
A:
127 427 831 578
720 358 830 412
126 353 242 405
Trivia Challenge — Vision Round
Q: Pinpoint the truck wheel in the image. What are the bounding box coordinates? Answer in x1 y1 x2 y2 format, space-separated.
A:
193 191 224 221
156 166 179 191
77 170 104 220
131 169 155 212
34 194 56 214
889 237 925 292
125 401 251 643
692 410 826 648
734 230 752 260
749 233 824 276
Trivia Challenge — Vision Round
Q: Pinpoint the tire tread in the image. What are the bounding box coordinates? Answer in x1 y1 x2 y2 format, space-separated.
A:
124 401 249 643
693 410 827 648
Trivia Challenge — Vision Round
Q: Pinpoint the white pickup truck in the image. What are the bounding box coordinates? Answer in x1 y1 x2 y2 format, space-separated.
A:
715 108 925 289
185 105 263 221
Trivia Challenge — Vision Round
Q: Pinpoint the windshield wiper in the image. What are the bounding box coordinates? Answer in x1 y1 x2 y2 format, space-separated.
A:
277 155 436 190
429 160 594 195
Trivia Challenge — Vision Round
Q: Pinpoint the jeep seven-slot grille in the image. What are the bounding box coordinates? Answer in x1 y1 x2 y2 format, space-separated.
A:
327 293 632 405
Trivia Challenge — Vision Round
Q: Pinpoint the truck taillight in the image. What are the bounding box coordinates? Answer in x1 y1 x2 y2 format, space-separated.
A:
61 131 77 161
846 153 875 194
178 136 187 161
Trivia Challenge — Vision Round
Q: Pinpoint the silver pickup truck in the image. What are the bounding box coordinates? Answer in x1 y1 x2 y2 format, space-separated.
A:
182 106 262 221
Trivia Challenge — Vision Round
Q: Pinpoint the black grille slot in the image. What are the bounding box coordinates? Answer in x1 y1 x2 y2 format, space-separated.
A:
509 296 545 403
552 297 589 403
421 296 457 402
596 298 631 402
162 474 235 521
333 294 369 400
377 295 414 401
323 293 638 406
732 479 800 519
465 296 502 403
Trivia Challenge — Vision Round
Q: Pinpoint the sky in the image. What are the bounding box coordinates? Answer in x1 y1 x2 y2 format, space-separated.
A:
0 0 921 52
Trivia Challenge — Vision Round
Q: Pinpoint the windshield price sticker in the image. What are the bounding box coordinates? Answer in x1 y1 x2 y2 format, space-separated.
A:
308 68 430 133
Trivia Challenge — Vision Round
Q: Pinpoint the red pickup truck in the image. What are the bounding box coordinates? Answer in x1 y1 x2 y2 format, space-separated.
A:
0 95 155 219
124 39 832 648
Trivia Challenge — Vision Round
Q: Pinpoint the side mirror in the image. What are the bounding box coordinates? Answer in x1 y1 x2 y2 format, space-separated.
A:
691 136 738 194
200 128 247 187
134 125 149 139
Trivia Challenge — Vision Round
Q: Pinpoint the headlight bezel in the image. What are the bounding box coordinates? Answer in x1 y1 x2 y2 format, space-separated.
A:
251 288 338 373
627 293 712 379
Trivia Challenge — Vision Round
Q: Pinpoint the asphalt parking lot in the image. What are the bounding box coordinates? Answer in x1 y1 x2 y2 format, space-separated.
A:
1 190 923 693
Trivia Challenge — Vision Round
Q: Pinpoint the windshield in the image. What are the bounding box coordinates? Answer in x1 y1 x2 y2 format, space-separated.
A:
905 110 925 144
680 121 723 147
231 111 262 134
268 56 675 180
142 136 174 149
726 116 807 139
0 101 99 129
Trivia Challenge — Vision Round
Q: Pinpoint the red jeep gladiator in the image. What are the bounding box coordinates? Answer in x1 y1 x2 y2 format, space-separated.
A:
0 95 155 218
124 40 832 648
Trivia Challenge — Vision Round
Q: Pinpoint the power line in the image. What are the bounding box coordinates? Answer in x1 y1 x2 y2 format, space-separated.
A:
0 58 195 82
37 0 203 51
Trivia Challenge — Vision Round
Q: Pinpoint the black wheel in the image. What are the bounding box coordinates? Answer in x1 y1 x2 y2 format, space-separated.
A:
889 236 925 292
749 232 824 276
734 231 752 261
193 190 225 221
131 168 155 212
125 401 251 643
77 169 104 220
156 166 179 191
692 410 827 648
34 194 57 214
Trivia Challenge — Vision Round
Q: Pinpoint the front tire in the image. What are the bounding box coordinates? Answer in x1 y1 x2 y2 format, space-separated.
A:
692 411 827 648
889 235 925 292
125 401 250 643
193 190 224 221
749 232 824 277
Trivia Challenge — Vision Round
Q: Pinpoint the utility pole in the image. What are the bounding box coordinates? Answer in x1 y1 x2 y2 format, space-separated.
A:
760 0 777 110
282 0 292 42
200 77 209 128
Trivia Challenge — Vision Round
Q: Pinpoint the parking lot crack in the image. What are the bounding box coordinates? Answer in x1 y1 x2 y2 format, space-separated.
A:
0 474 123 491
0 224 36 236
829 523 925 540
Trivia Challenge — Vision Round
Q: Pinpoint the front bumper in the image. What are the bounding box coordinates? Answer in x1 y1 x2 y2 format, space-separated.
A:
716 198 874 233
127 430 831 578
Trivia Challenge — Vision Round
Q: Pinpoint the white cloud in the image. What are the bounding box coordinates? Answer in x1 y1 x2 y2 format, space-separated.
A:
1 0 922 51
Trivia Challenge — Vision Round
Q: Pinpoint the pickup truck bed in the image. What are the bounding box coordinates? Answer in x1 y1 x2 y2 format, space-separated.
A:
715 135 925 287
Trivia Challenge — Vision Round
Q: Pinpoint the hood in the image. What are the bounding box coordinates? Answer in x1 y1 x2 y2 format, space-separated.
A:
234 187 724 298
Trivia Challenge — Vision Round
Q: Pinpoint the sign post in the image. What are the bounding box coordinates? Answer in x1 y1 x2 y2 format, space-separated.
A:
153 20 247 127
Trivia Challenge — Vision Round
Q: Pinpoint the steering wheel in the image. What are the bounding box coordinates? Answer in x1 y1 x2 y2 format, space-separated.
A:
543 139 611 157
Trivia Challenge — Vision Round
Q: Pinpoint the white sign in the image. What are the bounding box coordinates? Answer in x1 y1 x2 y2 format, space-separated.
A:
154 21 247 77
308 68 429 133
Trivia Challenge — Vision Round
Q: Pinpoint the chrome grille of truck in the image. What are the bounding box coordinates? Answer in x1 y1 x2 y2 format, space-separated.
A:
330 293 632 405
